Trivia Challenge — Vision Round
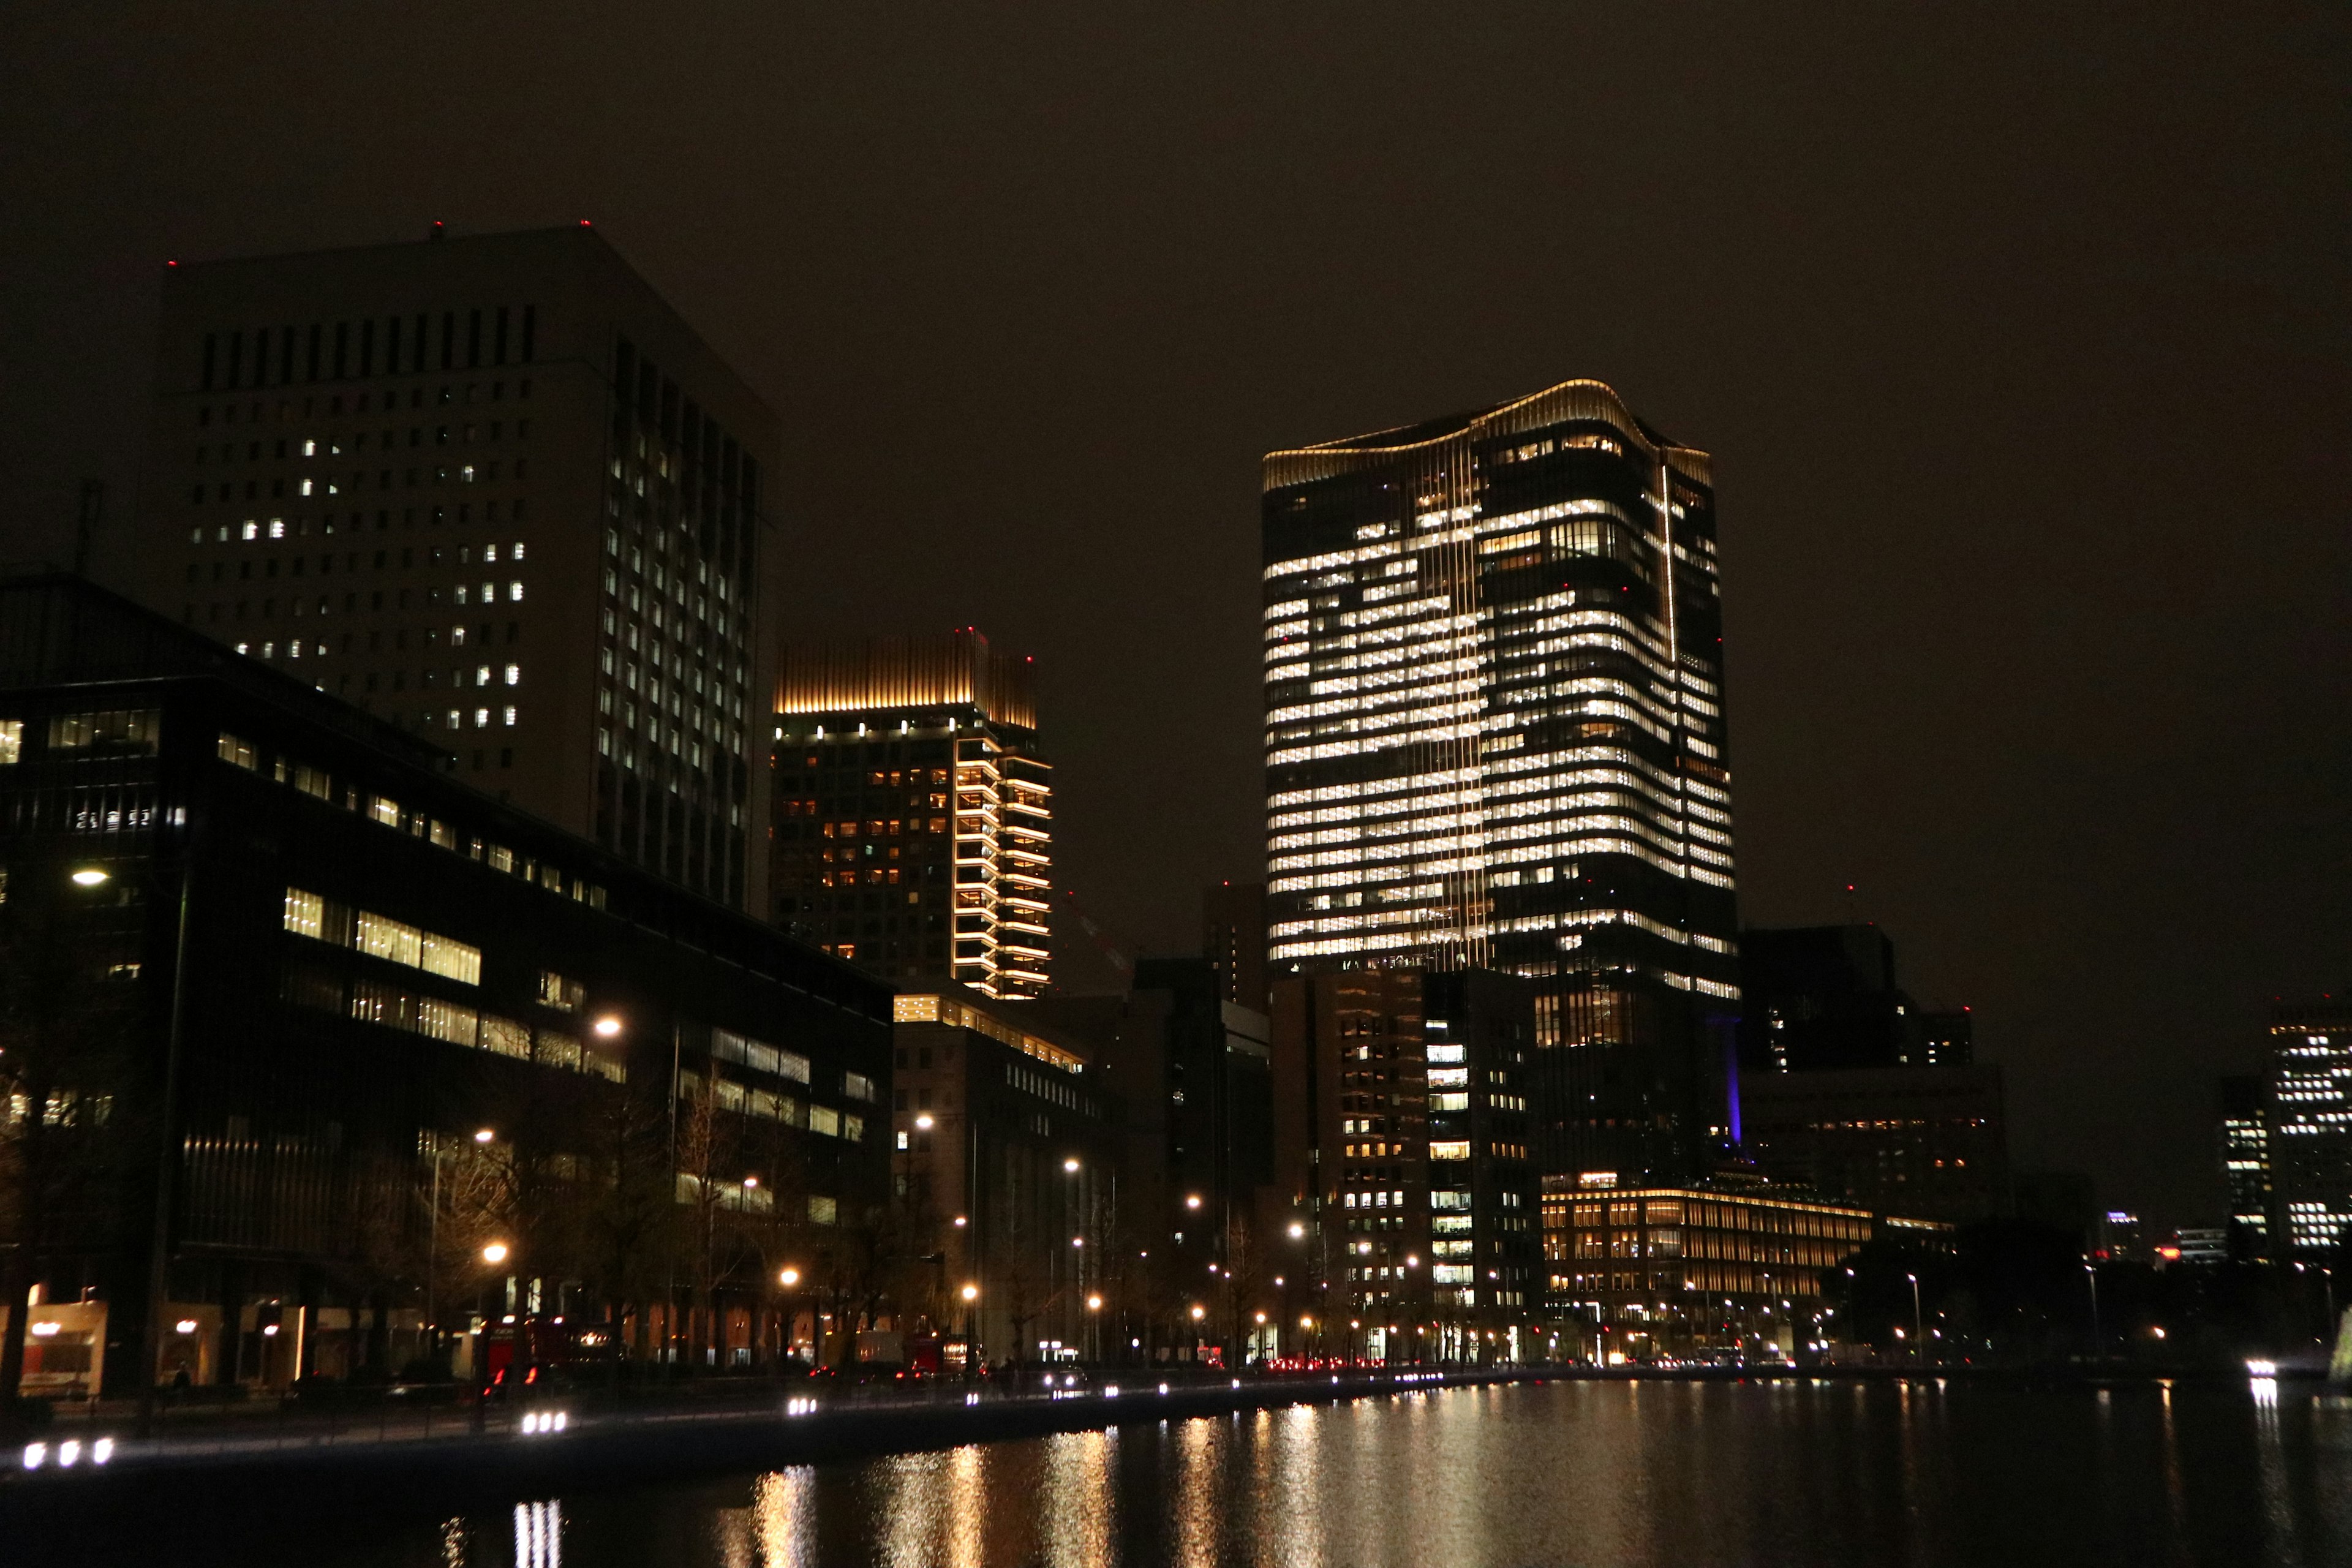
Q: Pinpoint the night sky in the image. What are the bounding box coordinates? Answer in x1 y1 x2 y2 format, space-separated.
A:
3 5 2345 1231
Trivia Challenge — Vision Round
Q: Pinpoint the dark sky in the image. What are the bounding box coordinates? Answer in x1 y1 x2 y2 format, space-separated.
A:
4 4 2346 1229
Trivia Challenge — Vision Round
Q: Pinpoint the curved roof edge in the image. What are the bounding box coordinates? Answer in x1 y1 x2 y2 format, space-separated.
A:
1262 379 1710 492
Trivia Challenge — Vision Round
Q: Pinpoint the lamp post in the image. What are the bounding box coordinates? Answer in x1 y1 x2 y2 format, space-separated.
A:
71 855 196 1443
2086 1262 2102 1361
1907 1273 1924 1366
960 1283 980 1382
777 1267 803 1371
473 1241 512 1431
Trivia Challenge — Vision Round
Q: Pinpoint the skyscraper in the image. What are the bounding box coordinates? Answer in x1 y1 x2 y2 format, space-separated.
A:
772 631 1051 995
2218 1072 2272 1261
2265 1000 2352 1256
133 224 782 910
1261 379 1737 1184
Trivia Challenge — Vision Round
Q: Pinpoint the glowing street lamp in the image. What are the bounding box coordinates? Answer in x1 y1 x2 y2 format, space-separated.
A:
1287 1223 1305 1239
1185 1194 1202 1211
1064 1157 1081 1174
914 1113 935 1131
961 1283 979 1303
778 1267 801 1289
69 867 110 888
592 1015 623 1039
481 1242 510 1266
1087 1295 1103 1312
473 1128 495 1144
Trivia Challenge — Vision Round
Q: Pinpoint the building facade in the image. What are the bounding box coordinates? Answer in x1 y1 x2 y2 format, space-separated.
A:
886 990 1120 1363
1738 1065 2010 1224
0 576 888 1396
773 632 1050 995
1270 968 1541 1357
132 224 782 911
1261 380 1738 1188
1202 880 1269 1012
1540 1178 1893 1362
2218 1072 2272 1261
1738 923 1970 1072
2265 1001 2352 1256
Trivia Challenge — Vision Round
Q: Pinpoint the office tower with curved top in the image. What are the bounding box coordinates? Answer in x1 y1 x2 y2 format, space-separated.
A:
1261 379 1738 1184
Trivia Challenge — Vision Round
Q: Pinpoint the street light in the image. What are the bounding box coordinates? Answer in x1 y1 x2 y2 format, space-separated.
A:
592 1015 623 1038
1185 1194 1202 1210
915 1113 935 1131
483 1242 510 1266
473 1127 494 1144
1907 1273 1924 1365
1065 1157 1081 1174
779 1267 801 1289
1288 1223 1305 1239
69 867 110 887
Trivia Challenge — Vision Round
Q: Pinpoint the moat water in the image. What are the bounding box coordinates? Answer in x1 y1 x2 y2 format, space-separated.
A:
58 1376 2352 1566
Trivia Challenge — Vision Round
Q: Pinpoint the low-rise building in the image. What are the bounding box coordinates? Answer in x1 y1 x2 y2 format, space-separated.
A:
1739 1064 2009 1223
887 989 1121 1364
1540 1177 1913 1362
0 574 891 1397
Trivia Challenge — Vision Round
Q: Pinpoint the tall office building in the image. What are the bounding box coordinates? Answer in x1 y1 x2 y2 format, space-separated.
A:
2218 1072 2272 1261
772 631 1051 995
2265 1000 2352 1256
133 225 781 911
1261 379 1737 1185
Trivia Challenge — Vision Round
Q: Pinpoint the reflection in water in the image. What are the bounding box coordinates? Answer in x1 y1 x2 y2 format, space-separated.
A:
379 1381 2352 1568
512 1501 561 1568
1038 1429 1116 1568
753 1468 818 1568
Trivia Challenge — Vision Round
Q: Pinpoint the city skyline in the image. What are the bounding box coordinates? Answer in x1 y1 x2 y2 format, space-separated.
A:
2 7 2345 1236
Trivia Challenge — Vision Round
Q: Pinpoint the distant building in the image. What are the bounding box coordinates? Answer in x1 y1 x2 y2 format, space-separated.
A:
1540 1178 1921 1362
886 989 1120 1363
1201 880 1268 1013
1738 923 1969 1072
1913 1008 1974 1068
132 225 782 911
1270 968 1542 1360
772 631 1050 995
2218 1072 2272 1261
1033 959 1275 1284
2097 1210 2144 1264
2265 1001 2352 1256
2013 1170 2097 1248
1738 1065 2009 1224
0 575 888 1396
1260 381 1740 1189
2169 1227 2227 1267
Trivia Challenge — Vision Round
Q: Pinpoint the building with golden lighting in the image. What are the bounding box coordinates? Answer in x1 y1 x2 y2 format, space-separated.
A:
1540 1175 1945 1360
773 631 1050 994
1261 380 1738 1191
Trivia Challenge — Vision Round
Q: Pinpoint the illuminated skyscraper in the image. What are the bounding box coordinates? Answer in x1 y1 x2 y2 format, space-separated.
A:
1261 379 1737 1183
772 631 1051 995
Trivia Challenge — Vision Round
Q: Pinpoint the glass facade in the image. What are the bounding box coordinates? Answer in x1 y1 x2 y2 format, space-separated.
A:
1262 380 1738 1184
2266 1004 2352 1255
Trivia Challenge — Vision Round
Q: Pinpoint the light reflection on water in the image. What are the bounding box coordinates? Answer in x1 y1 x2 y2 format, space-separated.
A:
245 1380 2352 1567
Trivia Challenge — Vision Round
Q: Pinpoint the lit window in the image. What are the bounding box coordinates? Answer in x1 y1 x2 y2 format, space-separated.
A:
476 665 491 687
474 708 490 728
299 480 312 496
503 706 516 726
508 581 524 602
446 709 461 729
512 541 526 560
0 721 21 766
483 544 499 564
241 521 258 541
504 664 520 686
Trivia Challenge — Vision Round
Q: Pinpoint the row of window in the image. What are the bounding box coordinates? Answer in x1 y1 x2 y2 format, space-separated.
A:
677 1067 865 1142
221 732 606 907
282 965 623 1085
0 710 164 766
196 418 533 466
199 311 538 393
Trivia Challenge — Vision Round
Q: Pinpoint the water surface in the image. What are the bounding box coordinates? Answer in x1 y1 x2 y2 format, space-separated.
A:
123 1378 2352 1566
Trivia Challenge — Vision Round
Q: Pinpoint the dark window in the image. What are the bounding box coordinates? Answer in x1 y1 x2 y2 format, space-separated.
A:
440 312 454 370
467 307 482 368
334 322 349 379
494 305 509 365
521 305 535 362
202 333 217 391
